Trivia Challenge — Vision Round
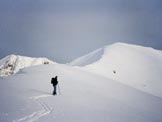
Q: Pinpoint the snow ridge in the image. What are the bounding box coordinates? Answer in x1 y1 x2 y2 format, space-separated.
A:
70 48 104 66
70 42 162 97
0 55 55 77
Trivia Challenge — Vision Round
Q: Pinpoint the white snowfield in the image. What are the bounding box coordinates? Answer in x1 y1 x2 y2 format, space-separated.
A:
0 43 162 122
0 55 55 77
70 43 162 98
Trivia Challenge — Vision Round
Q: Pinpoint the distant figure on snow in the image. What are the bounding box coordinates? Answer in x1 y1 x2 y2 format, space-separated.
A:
113 70 116 74
51 76 58 95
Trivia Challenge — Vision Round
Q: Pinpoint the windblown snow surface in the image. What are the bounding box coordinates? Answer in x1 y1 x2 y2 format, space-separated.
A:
70 43 162 98
0 43 162 122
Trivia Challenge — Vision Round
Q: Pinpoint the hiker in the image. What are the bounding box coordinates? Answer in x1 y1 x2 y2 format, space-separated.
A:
51 76 58 95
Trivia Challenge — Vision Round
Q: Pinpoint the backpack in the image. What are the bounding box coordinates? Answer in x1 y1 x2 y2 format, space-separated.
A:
51 77 58 85
51 78 54 84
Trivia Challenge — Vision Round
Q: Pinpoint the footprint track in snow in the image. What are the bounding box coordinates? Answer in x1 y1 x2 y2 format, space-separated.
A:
14 94 53 122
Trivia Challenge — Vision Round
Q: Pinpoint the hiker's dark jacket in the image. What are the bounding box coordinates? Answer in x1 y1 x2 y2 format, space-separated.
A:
51 77 58 86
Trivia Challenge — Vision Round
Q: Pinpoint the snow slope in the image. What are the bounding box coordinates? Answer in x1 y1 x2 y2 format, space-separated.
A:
0 64 162 122
70 43 162 98
0 55 55 77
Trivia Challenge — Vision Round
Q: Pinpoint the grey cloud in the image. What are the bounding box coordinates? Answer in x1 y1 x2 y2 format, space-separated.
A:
0 0 162 63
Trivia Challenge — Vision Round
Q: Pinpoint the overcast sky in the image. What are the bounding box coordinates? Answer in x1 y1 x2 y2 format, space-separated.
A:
0 0 162 63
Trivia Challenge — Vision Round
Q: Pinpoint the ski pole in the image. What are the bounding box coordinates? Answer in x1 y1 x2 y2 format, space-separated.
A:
58 84 61 95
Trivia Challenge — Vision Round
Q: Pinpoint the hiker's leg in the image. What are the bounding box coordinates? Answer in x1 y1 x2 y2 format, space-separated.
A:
53 85 57 95
53 86 55 95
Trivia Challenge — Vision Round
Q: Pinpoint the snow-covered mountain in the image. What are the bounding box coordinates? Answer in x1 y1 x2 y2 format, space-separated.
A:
0 55 55 77
70 43 162 97
0 43 162 122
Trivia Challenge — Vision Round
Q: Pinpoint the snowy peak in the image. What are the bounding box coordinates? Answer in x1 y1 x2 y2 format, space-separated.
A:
70 42 162 97
70 42 162 66
0 54 55 77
